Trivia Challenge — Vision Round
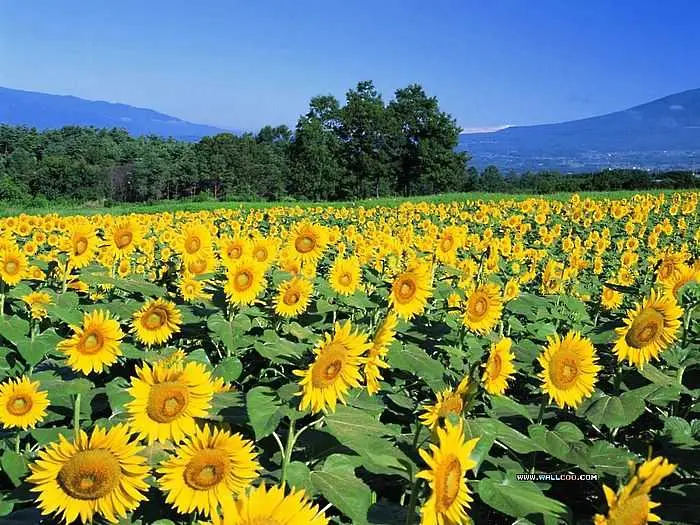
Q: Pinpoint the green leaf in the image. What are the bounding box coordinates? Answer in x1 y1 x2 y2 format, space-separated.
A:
213 356 242 382
30 427 73 446
468 418 541 454
386 341 445 392
285 461 315 495
663 416 699 445
528 423 585 464
0 317 29 348
311 469 372 525
582 441 636 477
325 405 399 437
638 364 677 388
487 396 536 422
18 329 62 366
580 392 645 428
246 386 283 440
1 451 27 487
80 272 165 297
106 377 131 416
254 331 306 364
478 472 568 519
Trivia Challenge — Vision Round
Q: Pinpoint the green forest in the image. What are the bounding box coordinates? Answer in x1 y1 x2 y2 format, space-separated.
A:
1 80 698 206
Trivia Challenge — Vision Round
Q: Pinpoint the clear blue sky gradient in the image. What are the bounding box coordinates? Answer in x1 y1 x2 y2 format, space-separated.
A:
2 0 700 131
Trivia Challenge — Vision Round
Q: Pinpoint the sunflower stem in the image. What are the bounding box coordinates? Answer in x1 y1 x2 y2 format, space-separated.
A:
404 477 422 525
530 396 547 473
73 393 81 440
15 432 21 454
280 414 297 488
0 279 5 318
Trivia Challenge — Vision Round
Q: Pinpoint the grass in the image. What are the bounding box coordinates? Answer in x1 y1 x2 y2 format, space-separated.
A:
0 189 693 217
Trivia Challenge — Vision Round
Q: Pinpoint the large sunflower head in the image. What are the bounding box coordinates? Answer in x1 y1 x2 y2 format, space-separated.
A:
211 483 329 525
219 236 250 266
0 242 28 286
274 276 313 318
294 321 371 414
538 331 600 409
416 418 479 525
250 237 279 266
389 260 433 319
613 290 683 369
131 298 182 347
126 359 215 444
482 337 516 396
58 310 124 375
27 424 150 524
177 222 212 262
64 221 98 269
0 376 49 429
108 218 142 257
329 256 362 296
662 263 700 302
224 258 267 306
287 221 328 265
594 456 676 525
157 424 260 518
462 282 503 334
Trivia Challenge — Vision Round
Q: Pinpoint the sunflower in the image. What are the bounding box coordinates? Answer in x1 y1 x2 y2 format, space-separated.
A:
58 310 124 375
0 243 28 286
600 286 624 311
157 425 260 518
177 222 212 263
0 376 49 429
462 282 502 334
224 258 267 306
211 483 329 525
22 290 52 319
416 419 479 525
655 252 686 283
594 456 676 525
185 252 217 277
434 226 463 265
419 376 471 431
132 298 182 347
65 221 98 269
180 275 211 302
613 290 683 369
287 221 328 265
274 277 313 317
389 261 432 319
503 278 520 302
250 237 278 266
663 263 700 301
329 256 362 296
294 321 371 414
27 424 150 524
482 337 516 396
364 310 399 395
219 236 249 266
538 331 600 409
108 218 142 258
126 360 215 444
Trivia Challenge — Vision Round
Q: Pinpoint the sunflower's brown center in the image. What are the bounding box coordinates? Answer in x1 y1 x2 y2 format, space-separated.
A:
440 237 454 252
435 455 462 512
115 230 133 249
228 245 242 259
295 235 315 254
603 288 615 300
339 273 352 287
189 259 207 275
626 308 664 349
311 345 346 388
57 449 121 500
254 248 267 261
489 353 503 380
3 259 18 275
183 449 228 490
147 381 189 423
284 290 300 305
438 393 463 418
396 277 416 302
185 236 201 254
7 394 33 416
80 331 104 355
658 262 674 280
469 294 488 319
608 494 649 525
551 355 579 389
235 270 253 290
74 237 88 255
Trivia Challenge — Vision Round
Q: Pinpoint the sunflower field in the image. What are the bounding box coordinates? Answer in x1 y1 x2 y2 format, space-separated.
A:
0 192 699 525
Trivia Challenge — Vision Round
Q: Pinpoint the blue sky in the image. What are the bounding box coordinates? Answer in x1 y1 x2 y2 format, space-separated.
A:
2 0 700 131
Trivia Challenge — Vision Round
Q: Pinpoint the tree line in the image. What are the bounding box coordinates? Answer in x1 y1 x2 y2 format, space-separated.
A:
1 80 698 206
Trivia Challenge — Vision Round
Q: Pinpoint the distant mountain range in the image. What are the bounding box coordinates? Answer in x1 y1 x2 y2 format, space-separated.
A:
459 89 700 172
0 86 232 141
2 85 700 172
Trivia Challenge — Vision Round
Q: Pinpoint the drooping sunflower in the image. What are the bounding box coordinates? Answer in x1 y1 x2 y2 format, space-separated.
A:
287 221 328 265
600 285 624 311
27 424 150 524
593 456 676 525
663 263 700 301
0 242 28 286
0 376 49 429
419 376 471 431
58 310 124 375
274 276 313 317
157 424 260 518
224 258 267 306
131 298 182 347
126 360 215 444
294 321 371 414
613 290 683 369
389 261 433 319
538 331 600 409
107 218 142 258
482 337 516 396
364 310 399 395
22 290 52 319
329 256 362 296
416 418 479 525
176 222 212 263
462 282 502 334
211 483 329 525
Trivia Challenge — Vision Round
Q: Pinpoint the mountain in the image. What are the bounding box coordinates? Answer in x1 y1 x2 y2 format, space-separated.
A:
0 86 232 141
459 89 700 173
